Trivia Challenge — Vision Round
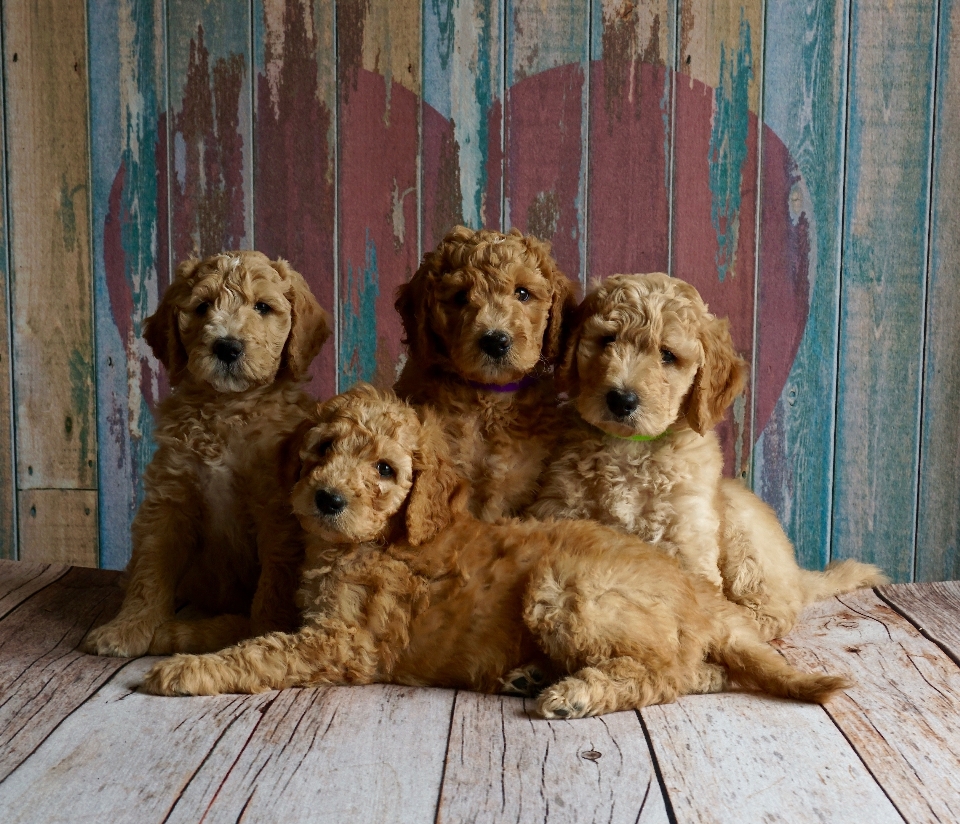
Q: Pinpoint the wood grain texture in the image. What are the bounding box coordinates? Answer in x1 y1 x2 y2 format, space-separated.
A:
0 48 14 561
167 0 254 262
16 489 98 568
504 0 589 284
0 566 125 782
916 0 960 582
777 590 960 822
3 0 98 499
166 685 453 824
337 0 421 390
254 0 337 400
437 693 670 823
753 0 848 572
89 0 168 571
588 0 674 280
879 580 960 662
0 558 68 619
673 0 763 478
422 0 503 252
641 692 903 824
831 0 937 582
0 657 276 824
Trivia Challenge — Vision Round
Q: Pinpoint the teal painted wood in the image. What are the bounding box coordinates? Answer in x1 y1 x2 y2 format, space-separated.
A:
916 0 960 582
504 0 589 284
167 0 254 262
832 0 937 582
88 0 167 570
753 0 849 572
253 0 337 400
0 38 14 560
422 0 503 251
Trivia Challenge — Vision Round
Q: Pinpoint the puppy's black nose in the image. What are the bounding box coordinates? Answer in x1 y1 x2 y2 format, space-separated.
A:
606 388 640 419
479 330 512 359
213 337 244 364
315 488 347 516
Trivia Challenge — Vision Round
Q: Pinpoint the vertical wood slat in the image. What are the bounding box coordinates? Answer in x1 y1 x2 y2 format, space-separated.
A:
753 1 849 572
3 0 98 566
89 0 168 570
337 0 421 389
916 0 960 582
0 27 15 560
504 0 590 284
421 0 504 252
167 0 254 263
253 0 337 401
672 0 763 478
832 0 937 582
587 0 675 282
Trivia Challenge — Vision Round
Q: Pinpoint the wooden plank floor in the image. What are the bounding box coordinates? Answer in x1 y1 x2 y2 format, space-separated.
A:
1 560 958 823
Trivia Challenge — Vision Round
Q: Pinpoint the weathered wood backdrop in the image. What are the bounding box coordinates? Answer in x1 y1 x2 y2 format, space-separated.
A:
0 0 956 583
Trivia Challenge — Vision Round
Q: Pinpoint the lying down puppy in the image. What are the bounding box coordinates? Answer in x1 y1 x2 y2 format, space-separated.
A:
143 384 848 718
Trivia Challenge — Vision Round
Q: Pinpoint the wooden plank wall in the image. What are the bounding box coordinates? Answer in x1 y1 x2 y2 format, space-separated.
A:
0 0 957 583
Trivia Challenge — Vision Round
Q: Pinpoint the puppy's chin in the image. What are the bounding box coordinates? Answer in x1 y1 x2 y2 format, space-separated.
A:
305 515 385 546
455 354 534 386
190 356 273 393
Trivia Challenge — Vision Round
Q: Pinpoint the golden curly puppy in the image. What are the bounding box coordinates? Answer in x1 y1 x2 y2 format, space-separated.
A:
83 251 330 658
529 273 887 640
142 384 849 718
394 225 577 521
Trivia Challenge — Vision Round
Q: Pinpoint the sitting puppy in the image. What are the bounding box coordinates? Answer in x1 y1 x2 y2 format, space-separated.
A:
529 273 888 640
394 225 577 521
83 251 330 657
142 384 848 718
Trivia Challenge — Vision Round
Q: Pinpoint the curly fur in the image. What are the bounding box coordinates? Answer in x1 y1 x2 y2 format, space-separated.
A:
530 273 888 639
142 385 849 718
394 225 578 520
83 251 331 657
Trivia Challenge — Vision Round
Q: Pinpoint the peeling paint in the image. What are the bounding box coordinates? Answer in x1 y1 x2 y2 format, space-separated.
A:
391 180 416 248
708 13 753 282
340 230 380 388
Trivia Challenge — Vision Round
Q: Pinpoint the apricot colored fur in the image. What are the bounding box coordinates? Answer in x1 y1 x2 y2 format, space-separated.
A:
82 251 330 657
142 385 849 717
394 226 578 521
529 273 888 639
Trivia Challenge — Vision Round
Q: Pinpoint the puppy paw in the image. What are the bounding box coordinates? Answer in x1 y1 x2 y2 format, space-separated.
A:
537 678 592 719
81 620 154 657
142 655 216 696
501 664 547 697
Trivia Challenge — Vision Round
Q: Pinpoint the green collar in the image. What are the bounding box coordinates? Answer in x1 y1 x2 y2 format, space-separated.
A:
591 422 671 442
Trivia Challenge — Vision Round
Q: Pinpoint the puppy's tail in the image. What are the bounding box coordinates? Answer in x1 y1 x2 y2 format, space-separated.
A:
712 632 850 703
797 559 890 606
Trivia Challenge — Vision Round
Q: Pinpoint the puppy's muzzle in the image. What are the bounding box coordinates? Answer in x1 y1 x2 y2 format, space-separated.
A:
606 388 639 420
213 337 244 365
478 330 512 360
314 488 347 516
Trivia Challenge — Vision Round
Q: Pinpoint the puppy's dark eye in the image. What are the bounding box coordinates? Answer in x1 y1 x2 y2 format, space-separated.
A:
254 301 272 315
599 335 616 348
515 286 530 302
194 302 210 317
376 461 395 478
452 290 469 307
661 349 677 364
317 440 333 457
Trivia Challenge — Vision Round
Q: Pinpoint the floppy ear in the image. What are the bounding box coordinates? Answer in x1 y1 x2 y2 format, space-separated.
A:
272 259 331 381
519 234 578 364
685 315 749 434
404 409 468 546
143 258 201 385
276 417 319 491
554 287 602 396
395 259 444 368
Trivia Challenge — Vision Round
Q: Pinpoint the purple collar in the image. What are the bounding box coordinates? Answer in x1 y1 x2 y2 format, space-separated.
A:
468 374 537 393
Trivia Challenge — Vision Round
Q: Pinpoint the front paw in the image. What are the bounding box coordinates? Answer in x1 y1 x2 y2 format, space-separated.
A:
81 620 154 657
537 678 592 719
142 655 216 696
